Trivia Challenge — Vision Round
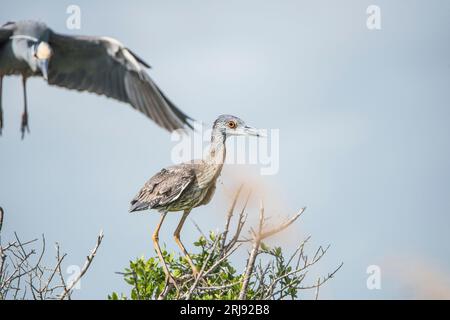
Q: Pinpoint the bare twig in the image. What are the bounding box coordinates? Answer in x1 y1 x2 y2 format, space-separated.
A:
190 219 207 240
59 230 104 300
314 278 320 300
221 185 243 253
203 243 242 278
55 243 70 300
259 207 306 240
223 190 251 254
0 207 4 233
197 281 240 291
238 200 265 300
41 245 67 300
185 235 221 299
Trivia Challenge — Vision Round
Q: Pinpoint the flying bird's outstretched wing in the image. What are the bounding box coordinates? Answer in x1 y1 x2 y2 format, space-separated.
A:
48 31 193 132
0 23 13 44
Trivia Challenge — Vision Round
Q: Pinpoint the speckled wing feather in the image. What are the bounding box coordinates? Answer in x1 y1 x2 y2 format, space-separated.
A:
129 164 196 213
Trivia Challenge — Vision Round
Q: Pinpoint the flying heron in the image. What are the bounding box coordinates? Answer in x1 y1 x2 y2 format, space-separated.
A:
0 20 192 138
129 115 262 283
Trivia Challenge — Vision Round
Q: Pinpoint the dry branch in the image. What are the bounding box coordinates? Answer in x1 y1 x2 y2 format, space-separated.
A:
59 230 104 300
0 207 104 300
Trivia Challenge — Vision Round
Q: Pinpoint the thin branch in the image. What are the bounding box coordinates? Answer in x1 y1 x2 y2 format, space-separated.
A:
190 219 207 240
59 230 104 300
223 190 251 254
220 185 243 253
41 245 67 300
238 200 265 300
203 241 242 279
314 278 320 300
55 243 70 300
197 281 240 291
296 262 343 291
0 207 4 233
259 207 306 240
185 235 221 299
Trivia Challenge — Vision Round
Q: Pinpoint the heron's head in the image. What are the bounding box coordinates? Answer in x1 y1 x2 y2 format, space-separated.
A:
31 41 53 81
213 115 264 139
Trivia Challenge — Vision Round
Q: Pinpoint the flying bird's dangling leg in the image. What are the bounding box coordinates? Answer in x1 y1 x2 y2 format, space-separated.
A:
174 209 199 277
152 212 178 293
21 76 30 139
0 76 3 135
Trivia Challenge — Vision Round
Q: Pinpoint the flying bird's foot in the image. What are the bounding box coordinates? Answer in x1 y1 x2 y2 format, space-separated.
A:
20 112 30 139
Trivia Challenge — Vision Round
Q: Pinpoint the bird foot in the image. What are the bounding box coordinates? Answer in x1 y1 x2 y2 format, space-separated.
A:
168 274 179 286
21 112 30 139
192 267 200 279
190 266 209 286
157 274 180 300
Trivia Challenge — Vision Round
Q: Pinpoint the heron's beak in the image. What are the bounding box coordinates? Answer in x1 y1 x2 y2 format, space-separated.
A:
243 126 266 138
37 59 49 81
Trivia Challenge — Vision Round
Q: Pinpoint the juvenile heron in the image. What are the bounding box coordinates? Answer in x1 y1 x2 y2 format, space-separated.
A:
129 115 262 283
0 20 192 138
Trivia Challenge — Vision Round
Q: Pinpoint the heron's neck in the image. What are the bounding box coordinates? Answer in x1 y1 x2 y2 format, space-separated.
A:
206 130 226 167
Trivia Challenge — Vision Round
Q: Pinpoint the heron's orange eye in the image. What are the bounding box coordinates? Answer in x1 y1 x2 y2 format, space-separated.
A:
227 121 237 129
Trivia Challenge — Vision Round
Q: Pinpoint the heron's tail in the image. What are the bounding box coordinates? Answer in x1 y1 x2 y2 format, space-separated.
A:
129 199 149 213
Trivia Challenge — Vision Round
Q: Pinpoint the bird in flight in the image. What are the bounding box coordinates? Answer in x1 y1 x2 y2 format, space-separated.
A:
129 115 263 287
0 20 193 138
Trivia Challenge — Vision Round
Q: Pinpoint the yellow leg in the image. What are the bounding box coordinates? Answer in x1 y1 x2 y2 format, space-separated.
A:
152 212 177 287
174 210 199 276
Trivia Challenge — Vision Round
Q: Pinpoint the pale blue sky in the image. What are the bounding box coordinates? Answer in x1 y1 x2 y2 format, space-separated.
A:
1 0 450 299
